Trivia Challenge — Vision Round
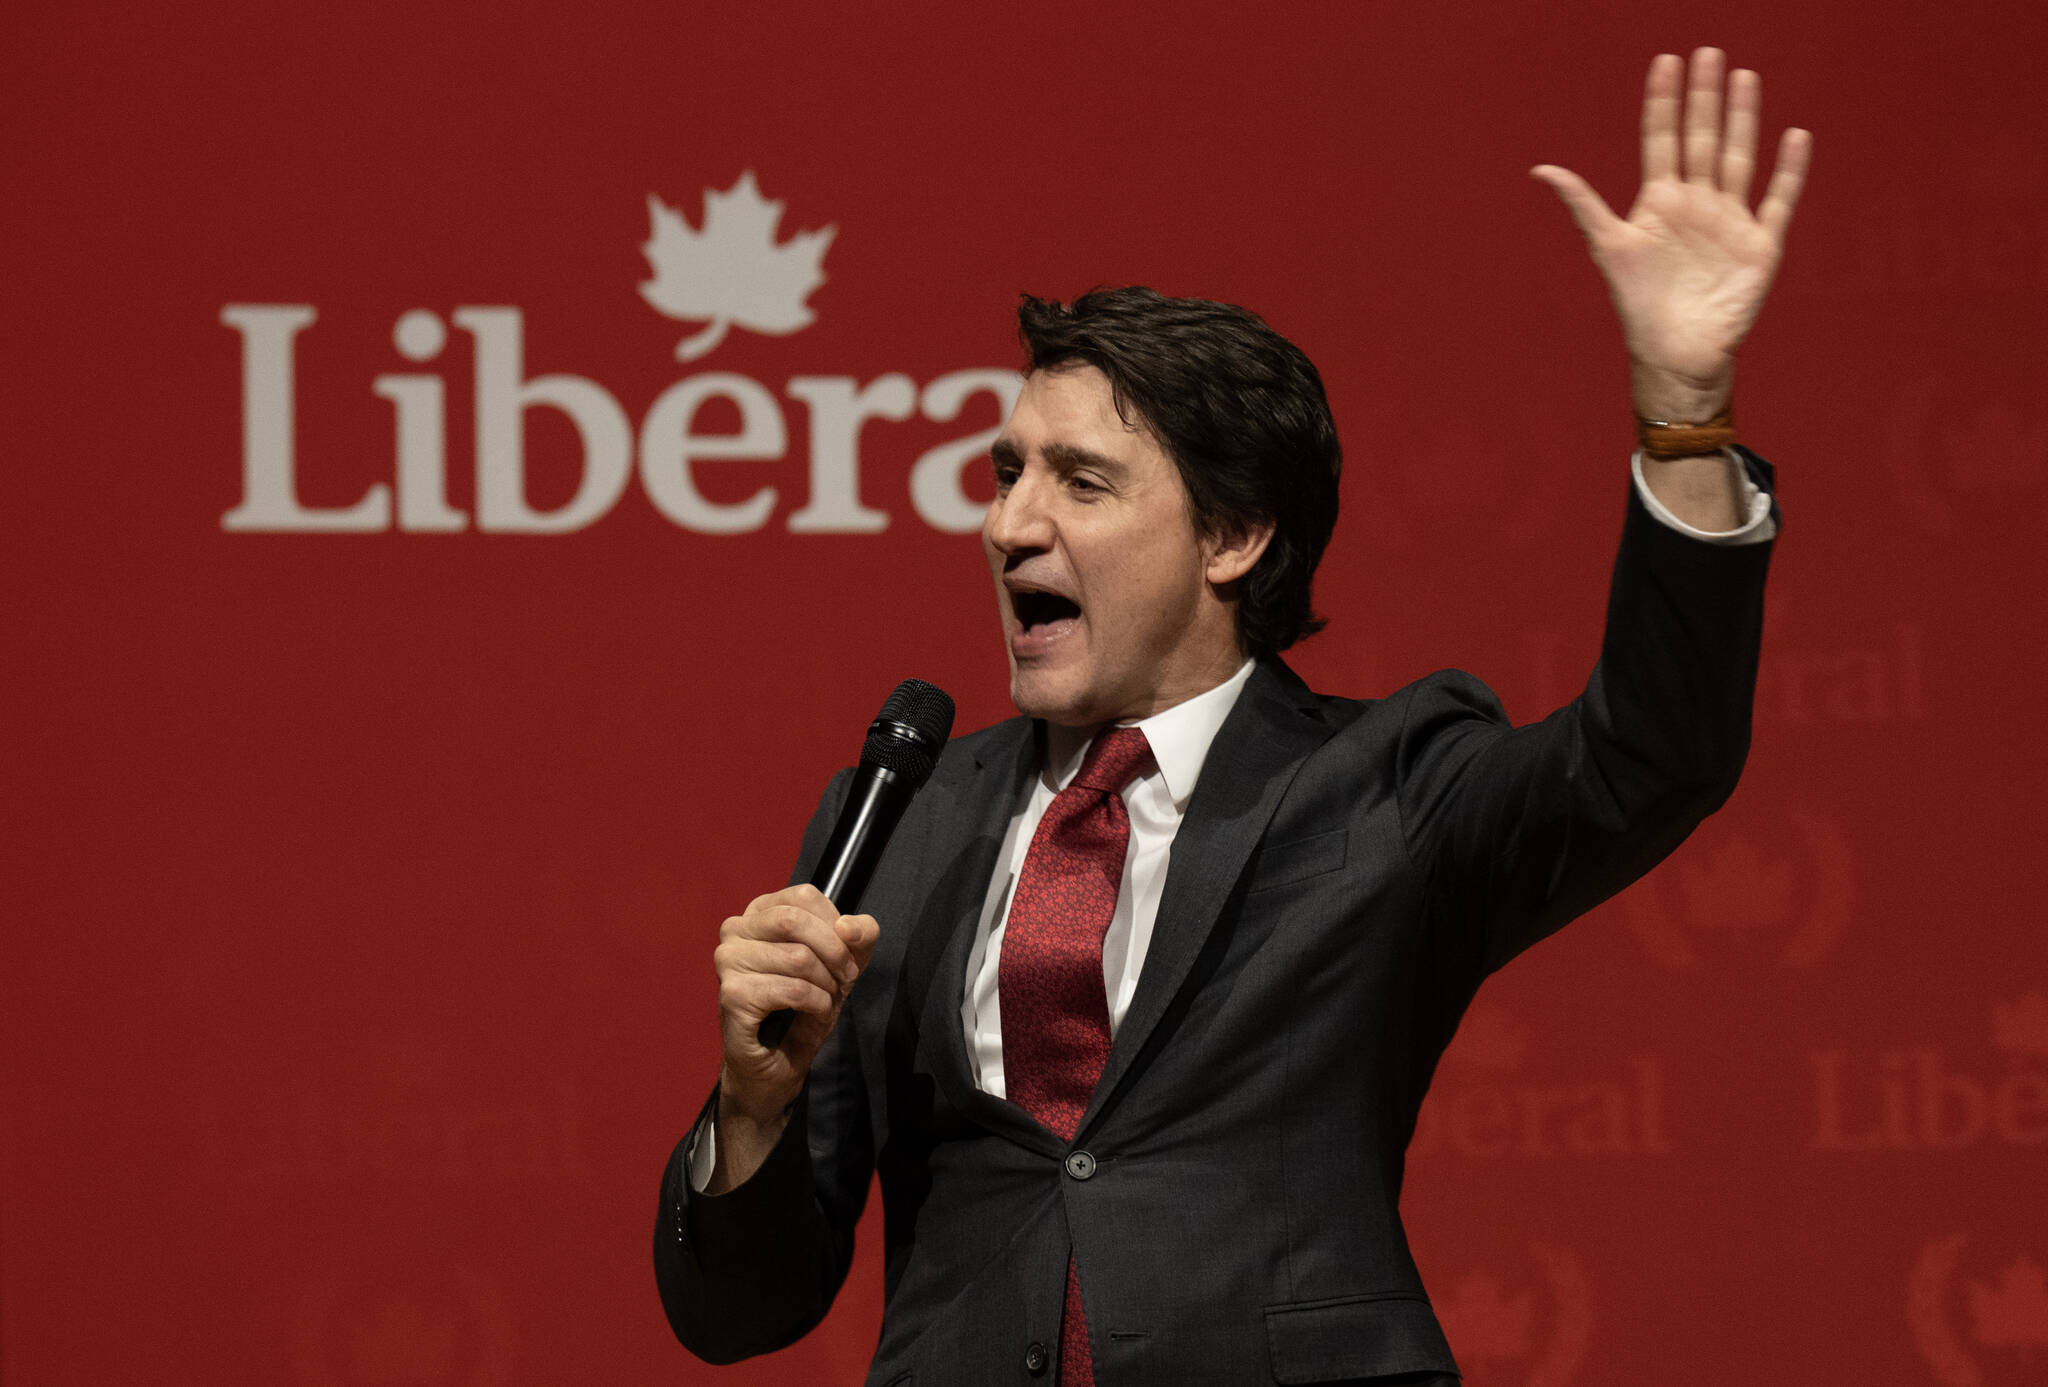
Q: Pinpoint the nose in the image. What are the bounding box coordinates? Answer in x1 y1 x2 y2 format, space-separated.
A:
984 468 1054 558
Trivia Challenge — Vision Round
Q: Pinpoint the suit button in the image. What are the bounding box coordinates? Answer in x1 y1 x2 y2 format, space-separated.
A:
1024 1340 1048 1375
1064 1150 1097 1180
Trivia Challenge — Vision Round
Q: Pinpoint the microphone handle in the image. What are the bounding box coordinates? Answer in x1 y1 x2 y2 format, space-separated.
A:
757 764 909 1049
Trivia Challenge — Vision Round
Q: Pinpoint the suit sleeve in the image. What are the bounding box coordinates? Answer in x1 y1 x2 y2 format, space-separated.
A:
652 767 877 1363
1395 447 1777 977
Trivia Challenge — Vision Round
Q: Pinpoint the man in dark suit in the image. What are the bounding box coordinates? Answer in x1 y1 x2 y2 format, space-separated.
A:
657 47 1811 1384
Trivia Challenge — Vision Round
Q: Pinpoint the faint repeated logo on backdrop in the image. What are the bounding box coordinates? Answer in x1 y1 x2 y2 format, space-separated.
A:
1409 1008 1670 1160
1435 1244 1593 1387
1787 125 2047 535
640 170 837 361
1886 375 2048 535
1910 1234 2048 1387
1812 988 2048 1153
1753 607 1930 732
1503 613 1929 734
1618 807 1855 970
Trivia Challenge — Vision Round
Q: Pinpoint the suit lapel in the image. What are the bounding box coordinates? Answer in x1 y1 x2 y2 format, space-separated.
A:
1079 659 1331 1136
904 716 1049 1147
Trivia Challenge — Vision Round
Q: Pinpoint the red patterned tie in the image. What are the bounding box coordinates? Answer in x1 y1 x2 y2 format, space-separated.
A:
999 725 1153 1386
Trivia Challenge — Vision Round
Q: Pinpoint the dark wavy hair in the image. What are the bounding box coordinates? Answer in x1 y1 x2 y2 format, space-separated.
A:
1015 287 1342 658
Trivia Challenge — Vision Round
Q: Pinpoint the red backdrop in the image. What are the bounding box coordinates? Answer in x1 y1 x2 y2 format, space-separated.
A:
7 2 2046 1383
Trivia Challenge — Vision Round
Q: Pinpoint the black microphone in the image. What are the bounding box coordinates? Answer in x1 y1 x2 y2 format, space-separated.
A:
757 678 955 1048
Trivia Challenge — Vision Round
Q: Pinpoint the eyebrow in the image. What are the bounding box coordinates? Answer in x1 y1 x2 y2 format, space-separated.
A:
988 437 1129 478
1043 443 1129 477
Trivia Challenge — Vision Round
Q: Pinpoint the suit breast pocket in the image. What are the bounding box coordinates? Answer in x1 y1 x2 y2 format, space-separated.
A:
1244 829 1348 896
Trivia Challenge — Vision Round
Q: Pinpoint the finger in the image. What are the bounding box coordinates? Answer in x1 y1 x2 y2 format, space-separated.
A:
1719 68 1761 202
719 936 843 1000
1640 52 1682 184
741 903 860 984
721 969 837 1028
1683 47 1725 186
1756 126 1813 240
835 913 883 973
1529 164 1621 243
744 883 842 925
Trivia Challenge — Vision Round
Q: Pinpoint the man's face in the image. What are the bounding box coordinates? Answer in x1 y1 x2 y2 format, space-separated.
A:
983 364 1249 727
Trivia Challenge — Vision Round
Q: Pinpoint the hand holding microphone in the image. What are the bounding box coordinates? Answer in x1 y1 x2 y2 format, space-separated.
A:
712 883 879 1132
707 680 953 1188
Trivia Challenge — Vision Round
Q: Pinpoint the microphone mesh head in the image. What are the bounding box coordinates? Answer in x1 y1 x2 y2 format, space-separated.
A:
862 678 956 785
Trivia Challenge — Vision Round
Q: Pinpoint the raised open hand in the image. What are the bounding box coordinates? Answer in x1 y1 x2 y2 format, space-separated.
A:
1531 48 1812 423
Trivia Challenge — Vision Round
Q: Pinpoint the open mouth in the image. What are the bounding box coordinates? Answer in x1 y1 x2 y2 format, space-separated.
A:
1011 589 1081 634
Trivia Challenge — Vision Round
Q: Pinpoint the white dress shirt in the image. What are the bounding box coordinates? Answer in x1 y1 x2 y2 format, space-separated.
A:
961 658 1257 1097
688 450 1770 1181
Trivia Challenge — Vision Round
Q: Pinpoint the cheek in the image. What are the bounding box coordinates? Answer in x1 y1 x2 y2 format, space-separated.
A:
1106 534 1202 604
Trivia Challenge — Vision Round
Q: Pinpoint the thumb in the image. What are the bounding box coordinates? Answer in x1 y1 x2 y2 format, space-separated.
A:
837 913 883 974
1529 164 1617 242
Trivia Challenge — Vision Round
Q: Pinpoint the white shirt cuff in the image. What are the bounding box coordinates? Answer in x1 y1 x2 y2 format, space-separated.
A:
1631 447 1776 545
685 1111 718 1193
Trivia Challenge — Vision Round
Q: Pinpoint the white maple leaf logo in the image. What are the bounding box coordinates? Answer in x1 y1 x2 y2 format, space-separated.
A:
639 171 836 361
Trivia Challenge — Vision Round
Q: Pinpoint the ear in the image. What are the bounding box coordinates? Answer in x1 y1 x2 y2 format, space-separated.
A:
1203 521 1274 587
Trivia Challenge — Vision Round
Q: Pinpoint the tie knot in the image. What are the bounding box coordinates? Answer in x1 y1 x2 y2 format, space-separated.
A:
1072 726 1152 794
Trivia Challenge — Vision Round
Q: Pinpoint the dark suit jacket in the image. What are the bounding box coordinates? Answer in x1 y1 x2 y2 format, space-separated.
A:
656 456 1777 1385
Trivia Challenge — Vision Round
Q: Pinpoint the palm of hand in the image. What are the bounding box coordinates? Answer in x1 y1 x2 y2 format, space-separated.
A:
1604 177 1784 388
1532 48 1812 411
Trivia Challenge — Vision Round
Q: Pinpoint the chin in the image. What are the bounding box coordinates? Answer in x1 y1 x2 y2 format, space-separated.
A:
1008 667 1101 727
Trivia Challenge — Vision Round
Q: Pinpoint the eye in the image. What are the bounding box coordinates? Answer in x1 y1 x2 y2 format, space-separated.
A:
991 459 1020 491
1067 474 1104 495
